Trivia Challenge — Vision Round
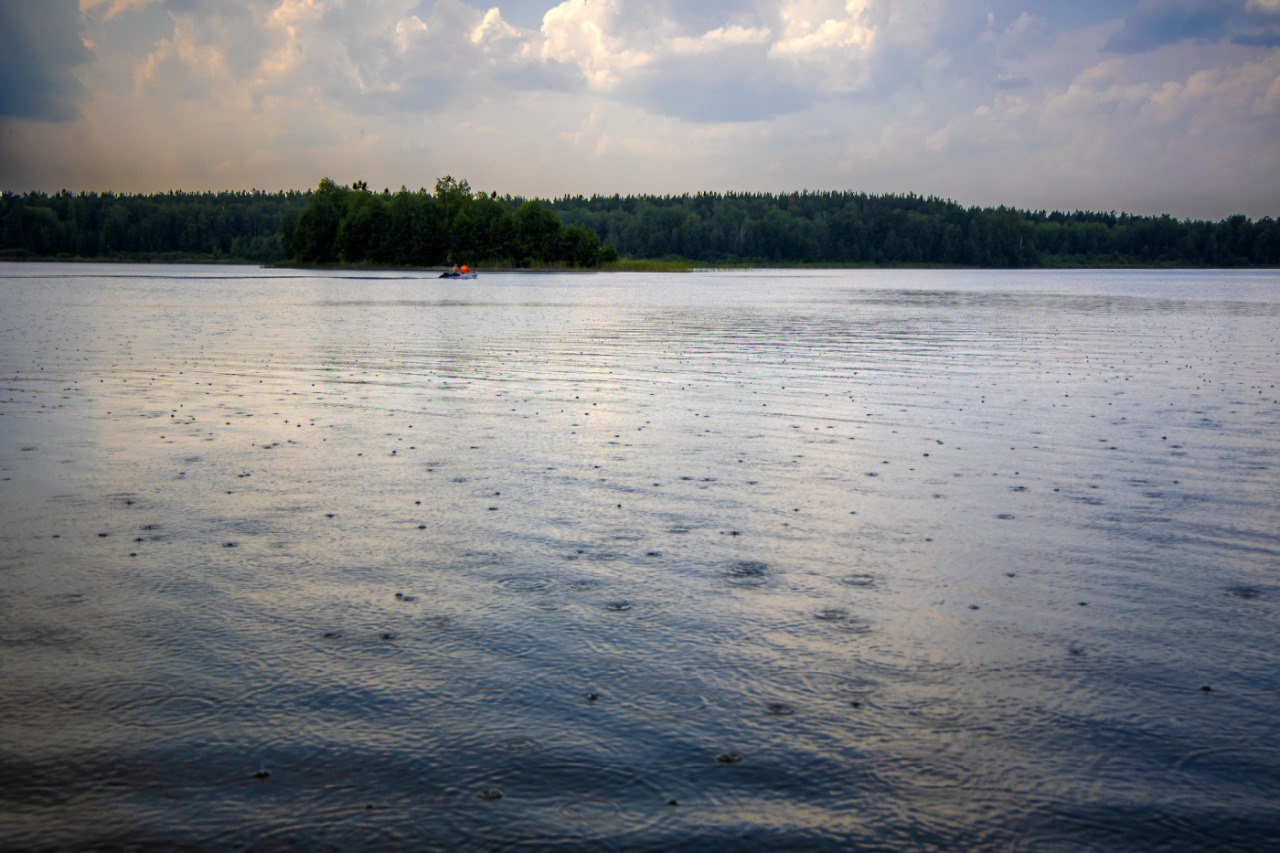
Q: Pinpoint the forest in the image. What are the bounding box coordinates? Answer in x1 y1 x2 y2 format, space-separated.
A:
0 188 306 263
549 191 1280 267
287 177 613 268
2 178 1277 268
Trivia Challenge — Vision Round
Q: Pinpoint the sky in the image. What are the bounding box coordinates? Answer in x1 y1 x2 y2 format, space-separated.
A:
1 0 1278 219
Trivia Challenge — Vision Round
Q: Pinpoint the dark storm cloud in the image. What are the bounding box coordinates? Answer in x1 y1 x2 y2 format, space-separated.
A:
0 0 92 120
1105 0 1239 54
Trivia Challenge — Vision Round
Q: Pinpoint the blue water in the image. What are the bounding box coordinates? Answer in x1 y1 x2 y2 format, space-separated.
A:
1 264 1277 849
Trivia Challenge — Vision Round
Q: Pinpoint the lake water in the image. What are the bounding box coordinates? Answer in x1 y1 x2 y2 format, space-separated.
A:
1 263 1278 849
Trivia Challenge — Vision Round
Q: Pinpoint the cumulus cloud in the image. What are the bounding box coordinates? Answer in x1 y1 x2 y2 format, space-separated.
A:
670 25 771 55
536 0 650 90
471 7 521 46
770 0 875 59
0 0 92 119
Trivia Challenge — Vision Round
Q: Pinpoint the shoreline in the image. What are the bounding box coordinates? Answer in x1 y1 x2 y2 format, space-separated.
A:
1 255 1277 273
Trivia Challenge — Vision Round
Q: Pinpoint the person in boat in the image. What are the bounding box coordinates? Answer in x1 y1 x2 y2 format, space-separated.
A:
449 264 460 275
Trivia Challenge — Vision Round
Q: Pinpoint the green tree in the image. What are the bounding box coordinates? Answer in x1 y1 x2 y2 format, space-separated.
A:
292 179 348 263
514 200 561 263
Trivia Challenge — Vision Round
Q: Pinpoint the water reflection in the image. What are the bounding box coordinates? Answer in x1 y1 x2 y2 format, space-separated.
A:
0 264 1278 848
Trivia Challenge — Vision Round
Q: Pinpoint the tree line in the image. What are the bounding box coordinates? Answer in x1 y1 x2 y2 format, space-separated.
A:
3 180 1277 268
0 189 305 263
287 177 614 267
549 191 1280 267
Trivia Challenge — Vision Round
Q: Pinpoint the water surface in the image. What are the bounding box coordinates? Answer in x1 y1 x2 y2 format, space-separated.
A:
1 264 1278 848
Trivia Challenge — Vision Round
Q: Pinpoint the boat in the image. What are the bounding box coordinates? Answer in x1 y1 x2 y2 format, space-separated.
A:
440 264 477 279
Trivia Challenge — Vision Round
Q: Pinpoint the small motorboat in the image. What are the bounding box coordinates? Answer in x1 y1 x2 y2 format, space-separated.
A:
440 265 477 279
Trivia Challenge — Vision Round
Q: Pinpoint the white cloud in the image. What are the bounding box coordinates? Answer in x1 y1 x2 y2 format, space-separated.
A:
671 25 771 55
395 15 430 52
1138 50 1280 124
770 0 875 59
535 0 650 90
471 7 521 46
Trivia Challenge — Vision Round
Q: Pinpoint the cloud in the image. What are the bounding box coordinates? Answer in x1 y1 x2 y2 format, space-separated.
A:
623 53 810 123
619 20 804 122
536 0 650 90
1136 49 1280 123
1232 27 1280 44
80 0 159 20
471 7 521 46
0 0 93 120
670 25 771 55
770 0 875 59
880 35 1280 216
1104 0 1239 54
135 16 235 100
992 74 1032 90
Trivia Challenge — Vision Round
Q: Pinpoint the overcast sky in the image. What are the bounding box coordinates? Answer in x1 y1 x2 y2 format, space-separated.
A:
2 0 1278 218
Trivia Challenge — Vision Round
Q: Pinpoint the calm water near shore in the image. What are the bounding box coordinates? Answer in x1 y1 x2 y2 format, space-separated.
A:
1 263 1278 849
